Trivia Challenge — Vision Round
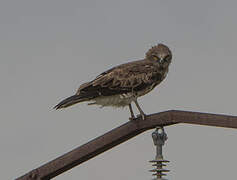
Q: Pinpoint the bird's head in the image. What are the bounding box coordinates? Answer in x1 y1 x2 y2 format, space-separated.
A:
145 44 172 68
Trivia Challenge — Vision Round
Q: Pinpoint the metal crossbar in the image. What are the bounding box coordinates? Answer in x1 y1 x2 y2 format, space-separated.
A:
16 110 237 180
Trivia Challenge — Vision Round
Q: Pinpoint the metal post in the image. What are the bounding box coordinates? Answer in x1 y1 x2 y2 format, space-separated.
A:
16 110 237 180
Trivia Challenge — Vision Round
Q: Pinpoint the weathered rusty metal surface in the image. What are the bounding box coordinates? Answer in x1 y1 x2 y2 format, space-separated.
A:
16 110 237 180
171 110 237 128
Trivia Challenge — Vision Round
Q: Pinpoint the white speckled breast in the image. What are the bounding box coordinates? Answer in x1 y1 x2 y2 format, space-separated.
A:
88 93 134 107
88 85 156 108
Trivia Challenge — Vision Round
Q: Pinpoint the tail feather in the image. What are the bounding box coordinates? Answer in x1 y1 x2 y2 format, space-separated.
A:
54 95 87 109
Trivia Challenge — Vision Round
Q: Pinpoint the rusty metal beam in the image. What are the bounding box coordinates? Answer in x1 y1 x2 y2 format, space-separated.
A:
16 110 237 180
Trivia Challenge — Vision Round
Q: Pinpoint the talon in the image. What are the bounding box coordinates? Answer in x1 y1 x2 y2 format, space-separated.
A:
137 114 146 120
129 116 136 121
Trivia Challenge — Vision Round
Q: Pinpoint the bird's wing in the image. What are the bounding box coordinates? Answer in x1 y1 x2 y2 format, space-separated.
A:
76 60 163 98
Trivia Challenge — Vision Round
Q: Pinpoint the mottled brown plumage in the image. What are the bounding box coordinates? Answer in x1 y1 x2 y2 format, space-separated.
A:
54 44 172 120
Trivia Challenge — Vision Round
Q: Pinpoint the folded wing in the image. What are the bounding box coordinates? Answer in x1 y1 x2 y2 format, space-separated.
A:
77 60 163 98
54 60 163 109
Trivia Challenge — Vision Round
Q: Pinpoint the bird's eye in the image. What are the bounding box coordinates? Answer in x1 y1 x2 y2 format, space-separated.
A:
152 55 160 61
164 55 171 61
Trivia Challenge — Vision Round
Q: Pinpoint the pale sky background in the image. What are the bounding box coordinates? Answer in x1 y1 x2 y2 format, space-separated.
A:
1 0 237 179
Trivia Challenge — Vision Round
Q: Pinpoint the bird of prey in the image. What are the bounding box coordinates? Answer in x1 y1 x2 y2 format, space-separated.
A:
54 44 172 120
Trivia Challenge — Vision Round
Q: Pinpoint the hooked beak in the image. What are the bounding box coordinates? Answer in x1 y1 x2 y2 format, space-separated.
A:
159 57 164 63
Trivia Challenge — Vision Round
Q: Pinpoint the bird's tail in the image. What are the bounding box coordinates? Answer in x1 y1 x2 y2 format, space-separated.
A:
54 95 88 109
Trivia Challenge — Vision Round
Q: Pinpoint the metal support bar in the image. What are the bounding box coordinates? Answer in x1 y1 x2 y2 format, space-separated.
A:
16 110 237 180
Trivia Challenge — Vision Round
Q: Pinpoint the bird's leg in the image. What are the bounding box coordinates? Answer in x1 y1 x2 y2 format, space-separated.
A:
128 103 136 121
134 99 146 120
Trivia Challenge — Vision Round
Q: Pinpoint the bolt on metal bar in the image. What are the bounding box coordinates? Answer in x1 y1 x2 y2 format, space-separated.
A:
150 127 169 180
16 110 237 180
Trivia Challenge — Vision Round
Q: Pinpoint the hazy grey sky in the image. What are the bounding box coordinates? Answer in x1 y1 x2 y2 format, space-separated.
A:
1 0 237 179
